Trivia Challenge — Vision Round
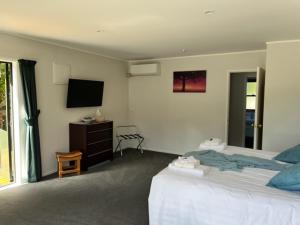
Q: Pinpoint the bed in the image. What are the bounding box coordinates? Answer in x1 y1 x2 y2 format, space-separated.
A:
148 146 300 225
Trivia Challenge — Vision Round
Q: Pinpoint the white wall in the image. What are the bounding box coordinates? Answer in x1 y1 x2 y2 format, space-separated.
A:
2 31 298 177
263 41 300 152
128 51 266 155
0 33 128 176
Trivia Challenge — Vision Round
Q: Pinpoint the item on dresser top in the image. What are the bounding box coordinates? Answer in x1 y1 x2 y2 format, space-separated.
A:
95 108 105 122
173 156 200 169
199 142 227 152
185 150 289 172
81 116 95 124
274 144 300 164
168 162 210 177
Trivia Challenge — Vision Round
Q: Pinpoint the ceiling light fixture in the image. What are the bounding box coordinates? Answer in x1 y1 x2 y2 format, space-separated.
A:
204 10 215 15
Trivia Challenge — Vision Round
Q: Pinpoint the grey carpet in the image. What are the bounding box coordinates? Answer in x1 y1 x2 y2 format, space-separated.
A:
0 149 177 225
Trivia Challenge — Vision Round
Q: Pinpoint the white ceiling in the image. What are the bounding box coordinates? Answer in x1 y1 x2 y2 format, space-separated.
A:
1 0 300 60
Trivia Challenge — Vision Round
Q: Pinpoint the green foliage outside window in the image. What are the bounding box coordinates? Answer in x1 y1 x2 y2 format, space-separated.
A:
0 63 6 105
0 63 7 131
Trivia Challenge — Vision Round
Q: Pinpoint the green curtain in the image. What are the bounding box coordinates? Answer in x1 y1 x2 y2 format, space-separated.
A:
18 59 42 182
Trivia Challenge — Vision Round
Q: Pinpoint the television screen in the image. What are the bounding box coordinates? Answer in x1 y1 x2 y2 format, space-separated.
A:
67 79 104 108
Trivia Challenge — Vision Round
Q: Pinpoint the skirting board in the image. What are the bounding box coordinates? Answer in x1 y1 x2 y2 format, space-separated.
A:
143 147 182 156
42 159 112 178
42 148 177 178
43 169 57 177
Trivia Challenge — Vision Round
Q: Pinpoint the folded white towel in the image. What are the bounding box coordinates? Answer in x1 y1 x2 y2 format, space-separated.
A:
178 156 199 164
173 156 200 169
204 138 222 146
168 163 210 177
174 161 199 169
199 142 227 152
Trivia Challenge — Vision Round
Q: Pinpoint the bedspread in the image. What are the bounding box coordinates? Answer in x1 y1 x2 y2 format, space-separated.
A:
149 146 300 225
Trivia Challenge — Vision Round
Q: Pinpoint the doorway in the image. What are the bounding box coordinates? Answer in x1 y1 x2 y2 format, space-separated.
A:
0 61 14 187
227 68 265 150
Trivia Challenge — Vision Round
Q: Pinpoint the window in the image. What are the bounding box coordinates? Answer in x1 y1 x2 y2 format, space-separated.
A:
246 82 256 110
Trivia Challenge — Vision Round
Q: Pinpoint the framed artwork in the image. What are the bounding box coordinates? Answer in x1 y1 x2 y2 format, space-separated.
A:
173 70 206 92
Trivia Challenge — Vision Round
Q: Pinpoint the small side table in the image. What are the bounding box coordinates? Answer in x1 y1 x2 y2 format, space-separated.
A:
56 151 82 178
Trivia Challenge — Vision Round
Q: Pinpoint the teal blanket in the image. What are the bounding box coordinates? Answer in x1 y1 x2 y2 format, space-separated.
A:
184 150 289 172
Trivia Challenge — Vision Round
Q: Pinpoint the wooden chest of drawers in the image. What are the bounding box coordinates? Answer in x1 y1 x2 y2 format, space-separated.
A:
69 121 113 170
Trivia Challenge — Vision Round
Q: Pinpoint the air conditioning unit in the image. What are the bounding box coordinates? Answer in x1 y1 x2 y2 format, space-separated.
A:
128 63 160 76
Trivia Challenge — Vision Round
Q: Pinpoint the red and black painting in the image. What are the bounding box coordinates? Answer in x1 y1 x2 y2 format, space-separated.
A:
173 70 206 92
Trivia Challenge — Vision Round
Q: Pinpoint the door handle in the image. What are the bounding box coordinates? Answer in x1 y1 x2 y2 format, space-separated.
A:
252 124 263 128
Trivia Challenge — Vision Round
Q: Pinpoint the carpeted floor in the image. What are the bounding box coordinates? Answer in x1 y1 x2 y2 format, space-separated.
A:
0 149 177 225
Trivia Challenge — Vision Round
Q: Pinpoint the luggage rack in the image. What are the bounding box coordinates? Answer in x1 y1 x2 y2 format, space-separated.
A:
115 125 144 156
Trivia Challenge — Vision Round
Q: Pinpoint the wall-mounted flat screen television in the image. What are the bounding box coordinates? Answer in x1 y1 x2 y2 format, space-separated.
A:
67 79 104 108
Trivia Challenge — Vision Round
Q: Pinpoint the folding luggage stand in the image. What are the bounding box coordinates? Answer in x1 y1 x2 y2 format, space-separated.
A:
115 125 144 156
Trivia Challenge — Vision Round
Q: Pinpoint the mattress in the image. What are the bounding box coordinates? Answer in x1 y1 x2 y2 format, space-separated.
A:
148 146 300 225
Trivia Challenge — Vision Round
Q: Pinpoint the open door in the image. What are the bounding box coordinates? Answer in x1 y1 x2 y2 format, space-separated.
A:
253 67 265 150
228 74 247 147
0 61 14 187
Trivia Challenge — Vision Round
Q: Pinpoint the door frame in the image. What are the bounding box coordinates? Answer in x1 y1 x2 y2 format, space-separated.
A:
253 68 265 150
224 69 257 147
0 59 24 190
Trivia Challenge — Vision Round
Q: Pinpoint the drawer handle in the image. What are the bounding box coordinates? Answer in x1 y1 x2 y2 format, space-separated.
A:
87 128 112 134
87 138 112 146
88 149 112 157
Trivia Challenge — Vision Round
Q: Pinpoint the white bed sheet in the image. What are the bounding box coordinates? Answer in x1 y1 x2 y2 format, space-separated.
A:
148 146 300 225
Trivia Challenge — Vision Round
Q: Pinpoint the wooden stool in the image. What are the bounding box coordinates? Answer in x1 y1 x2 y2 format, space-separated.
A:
56 151 82 178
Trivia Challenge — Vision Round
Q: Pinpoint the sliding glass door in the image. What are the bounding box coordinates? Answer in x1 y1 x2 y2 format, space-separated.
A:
0 61 14 187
